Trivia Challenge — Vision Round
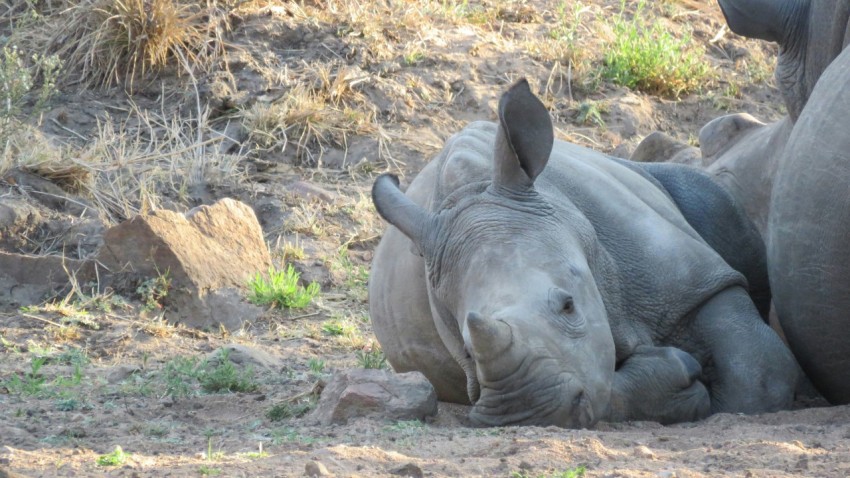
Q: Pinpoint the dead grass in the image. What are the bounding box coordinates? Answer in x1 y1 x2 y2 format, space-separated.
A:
242 62 379 166
13 0 230 89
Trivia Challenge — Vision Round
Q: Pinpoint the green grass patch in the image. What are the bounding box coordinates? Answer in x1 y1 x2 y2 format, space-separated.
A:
247 265 320 309
602 0 710 97
96 446 130 467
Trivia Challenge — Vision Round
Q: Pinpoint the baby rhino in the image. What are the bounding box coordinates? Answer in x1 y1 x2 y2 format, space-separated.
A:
368 80 797 427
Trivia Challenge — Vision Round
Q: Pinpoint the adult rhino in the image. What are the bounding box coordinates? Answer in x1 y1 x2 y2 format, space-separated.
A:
368 79 797 428
656 0 850 405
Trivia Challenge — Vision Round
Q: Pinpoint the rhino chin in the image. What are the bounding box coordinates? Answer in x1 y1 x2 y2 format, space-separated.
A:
468 377 598 429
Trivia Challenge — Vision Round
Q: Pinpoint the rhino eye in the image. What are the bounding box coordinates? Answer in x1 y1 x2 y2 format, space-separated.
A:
562 297 575 314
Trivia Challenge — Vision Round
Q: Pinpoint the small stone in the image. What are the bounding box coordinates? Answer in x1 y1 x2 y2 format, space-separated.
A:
634 445 656 459
107 365 140 384
389 462 423 478
305 460 331 477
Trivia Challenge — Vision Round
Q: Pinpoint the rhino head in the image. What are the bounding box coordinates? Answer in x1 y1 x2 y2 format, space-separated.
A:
718 0 850 121
372 80 616 427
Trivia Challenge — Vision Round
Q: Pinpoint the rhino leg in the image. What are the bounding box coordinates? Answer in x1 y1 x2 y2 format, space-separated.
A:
640 162 771 318
606 345 710 424
369 223 469 404
686 287 798 413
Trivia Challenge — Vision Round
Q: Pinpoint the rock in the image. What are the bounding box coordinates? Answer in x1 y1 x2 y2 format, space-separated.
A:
634 445 656 459
311 369 438 425
287 181 340 204
97 198 271 330
205 344 283 371
106 365 141 384
4 169 95 217
610 94 656 139
0 466 33 478
304 460 332 477
389 463 424 478
0 198 41 250
0 251 94 307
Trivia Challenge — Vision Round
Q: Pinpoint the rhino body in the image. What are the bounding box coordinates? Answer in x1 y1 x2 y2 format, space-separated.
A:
369 80 797 427
671 0 850 404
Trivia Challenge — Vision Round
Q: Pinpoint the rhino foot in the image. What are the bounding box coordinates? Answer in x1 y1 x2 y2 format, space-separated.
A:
607 345 711 425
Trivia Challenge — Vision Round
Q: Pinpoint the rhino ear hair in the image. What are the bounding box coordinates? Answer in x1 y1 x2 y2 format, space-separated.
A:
717 0 802 44
493 78 554 190
372 173 434 254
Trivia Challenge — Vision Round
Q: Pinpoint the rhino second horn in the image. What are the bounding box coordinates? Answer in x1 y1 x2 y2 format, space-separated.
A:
466 312 513 361
371 173 435 254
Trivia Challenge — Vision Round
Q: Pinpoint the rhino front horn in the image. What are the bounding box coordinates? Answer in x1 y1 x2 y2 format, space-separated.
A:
466 312 513 362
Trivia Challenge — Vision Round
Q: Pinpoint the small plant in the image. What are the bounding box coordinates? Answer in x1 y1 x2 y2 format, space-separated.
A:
511 466 587 478
575 101 606 126
137 271 172 311
266 400 315 422
162 355 200 400
355 346 387 370
4 355 48 396
199 465 222 476
247 265 320 309
96 446 130 467
602 0 710 97
198 349 259 394
307 357 325 374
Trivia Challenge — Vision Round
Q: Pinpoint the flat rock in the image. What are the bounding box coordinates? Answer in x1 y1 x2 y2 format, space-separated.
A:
97 198 271 330
0 251 94 307
311 369 437 425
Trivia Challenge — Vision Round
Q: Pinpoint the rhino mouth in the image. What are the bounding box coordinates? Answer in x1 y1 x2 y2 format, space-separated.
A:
468 368 596 428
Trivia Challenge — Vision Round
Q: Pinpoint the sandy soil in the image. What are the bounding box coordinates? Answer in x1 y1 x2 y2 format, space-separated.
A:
2 1 843 477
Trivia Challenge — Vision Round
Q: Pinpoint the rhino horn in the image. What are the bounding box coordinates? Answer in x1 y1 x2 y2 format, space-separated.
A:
466 312 514 362
493 79 554 191
717 0 805 44
372 174 436 253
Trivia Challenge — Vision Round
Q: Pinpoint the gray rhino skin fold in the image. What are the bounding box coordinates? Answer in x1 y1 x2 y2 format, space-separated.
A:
368 80 798 428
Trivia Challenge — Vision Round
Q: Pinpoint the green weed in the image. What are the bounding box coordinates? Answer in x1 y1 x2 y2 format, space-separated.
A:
137 271 172 311
198 349 259 394
307 358 325 374
602 0 710 97
510 466 587 478
162 355 200 400
266 400 315 422
247 265 320 309
4 356 47 396
355 347 387 370
96 446 130 467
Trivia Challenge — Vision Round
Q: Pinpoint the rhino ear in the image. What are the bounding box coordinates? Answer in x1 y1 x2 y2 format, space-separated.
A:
372 174 436 254
717 0 803 44
493 79 554 190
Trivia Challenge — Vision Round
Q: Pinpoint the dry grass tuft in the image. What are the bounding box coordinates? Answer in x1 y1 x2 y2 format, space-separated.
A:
242 63 378 166
30 0 229 88
72 105 247 224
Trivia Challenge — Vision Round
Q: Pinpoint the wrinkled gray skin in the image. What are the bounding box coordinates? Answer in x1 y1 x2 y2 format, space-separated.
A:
698 0 850 235
369 80 797 428
767 47 850 404
718 0 850 122
633 0 850 404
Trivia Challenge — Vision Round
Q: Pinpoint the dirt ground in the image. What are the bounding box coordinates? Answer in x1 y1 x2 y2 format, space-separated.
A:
2 1 846 477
